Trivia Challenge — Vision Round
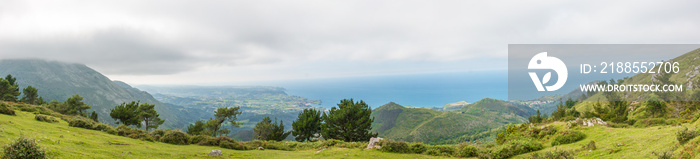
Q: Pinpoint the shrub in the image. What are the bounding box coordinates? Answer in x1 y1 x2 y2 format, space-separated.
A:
116 125 153 142
529 149 574 159
198 136 235 146
582 140 596 150
379 140 410 153
410 143 427 154
3 137 46 159
68 117 95 129
0 103 16 115
150 129 166 141
551 131 586 146
491 138 544 159
322 139 342 147
159 130 190 145
189 135 211 145
34 114 57 123
425 145 455 157
676 127 698 144
652 151 673 159
458 145 478 157
220 140 250 150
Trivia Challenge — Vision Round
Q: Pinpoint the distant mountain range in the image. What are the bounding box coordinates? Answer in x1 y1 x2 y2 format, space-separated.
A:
0 59 196 129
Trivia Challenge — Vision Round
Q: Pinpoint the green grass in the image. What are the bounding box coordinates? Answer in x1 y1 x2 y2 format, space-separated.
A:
0 110 453 158
513 121 686 159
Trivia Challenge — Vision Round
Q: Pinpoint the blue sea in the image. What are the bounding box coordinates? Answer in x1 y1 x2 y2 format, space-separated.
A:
249 71 508 109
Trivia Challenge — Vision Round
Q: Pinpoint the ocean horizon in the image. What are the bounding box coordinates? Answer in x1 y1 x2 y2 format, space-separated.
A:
246 71 508 109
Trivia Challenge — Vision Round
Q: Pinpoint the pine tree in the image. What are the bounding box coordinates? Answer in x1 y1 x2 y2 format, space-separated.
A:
20 85 39 104
89 111 99 122
64 94 91 116
321 99 377 142
292 108 322 142
109 101 142 127
138 103 164 131
187 120 207 135
254 116 290 141
0 77 20 102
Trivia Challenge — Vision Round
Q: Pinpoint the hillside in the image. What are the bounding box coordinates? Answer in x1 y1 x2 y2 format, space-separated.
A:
371 99 534 144
0 102 449 158
0 59 195 129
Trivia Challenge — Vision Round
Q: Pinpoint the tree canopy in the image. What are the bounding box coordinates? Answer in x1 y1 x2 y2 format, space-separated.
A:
321 99 377 142
254 116 290 141
292 108 322 142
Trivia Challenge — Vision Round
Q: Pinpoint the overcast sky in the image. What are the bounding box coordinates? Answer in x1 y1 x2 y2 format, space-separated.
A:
1 0 699 85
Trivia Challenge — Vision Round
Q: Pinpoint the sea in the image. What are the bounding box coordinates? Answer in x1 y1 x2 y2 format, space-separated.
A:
248 71 508 109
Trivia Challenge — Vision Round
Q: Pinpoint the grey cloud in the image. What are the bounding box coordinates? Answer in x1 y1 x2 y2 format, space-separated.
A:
0 28 195 75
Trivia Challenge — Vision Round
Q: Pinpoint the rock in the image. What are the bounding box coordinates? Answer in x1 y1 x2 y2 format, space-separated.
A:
257 147 264 150
207 150 222 156
366 137 383 149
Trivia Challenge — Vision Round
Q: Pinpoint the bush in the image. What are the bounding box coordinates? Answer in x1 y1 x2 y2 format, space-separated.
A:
652 151 673 159
0 103 16 115
582 140 596 150
491 138 544 159
552 131 586 146
425 145 455 157
68 117 95 129
189 135 211 145
379 140 410 153
150 129 166 141
34 114 57 123
116 125 153 142
220 140 250 150
676 127 698 144
3 137 46 159
458 145 478 157
198 136 235 146
159 130 190 145
410 143 427 154
529 149 574 159
322 139 342 147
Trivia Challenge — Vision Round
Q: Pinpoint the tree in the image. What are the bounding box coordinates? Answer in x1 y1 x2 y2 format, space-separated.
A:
646 97 666 118
528 110 543 123
20 86 38 104
138 103 164 131
110 101 141 127
64 94 91 116
292 108 322 142
0 76 20 102
254 116 290 141
321 99 377 142
89 111 99 122
207 107 242 137
187 120 207 135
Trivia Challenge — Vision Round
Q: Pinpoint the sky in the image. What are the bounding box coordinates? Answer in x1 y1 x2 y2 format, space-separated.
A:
1 0 700 85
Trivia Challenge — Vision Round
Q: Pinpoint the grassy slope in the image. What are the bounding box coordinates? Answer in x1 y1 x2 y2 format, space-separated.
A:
512 121 695 159
372 100 533 144
0 110 453 159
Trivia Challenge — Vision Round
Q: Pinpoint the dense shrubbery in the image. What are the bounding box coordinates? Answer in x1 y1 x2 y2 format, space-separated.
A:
379 140 410 153
116 125 154 142
676 127 698 144
529 149 575 159
160 130 189 145
457 144 478 157
34 114 57 123
425 145 455 157
490 138 544 159
0 103 16 115
409 142 427 154
551 131 586 146
68 116 95 129
3 137 46 159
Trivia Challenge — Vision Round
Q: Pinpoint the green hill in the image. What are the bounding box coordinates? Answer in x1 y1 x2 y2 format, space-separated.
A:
0 59 197 129
371 99 534 144
0 102 448 158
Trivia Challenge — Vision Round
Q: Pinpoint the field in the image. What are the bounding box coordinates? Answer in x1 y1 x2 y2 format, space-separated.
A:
0 110 452 158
